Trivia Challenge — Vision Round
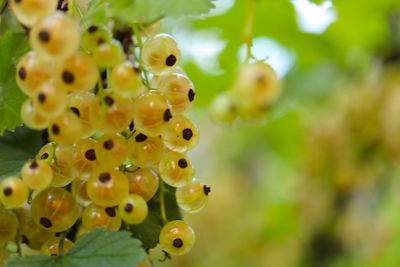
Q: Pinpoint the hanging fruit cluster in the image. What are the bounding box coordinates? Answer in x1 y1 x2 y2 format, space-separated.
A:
0 0 210 263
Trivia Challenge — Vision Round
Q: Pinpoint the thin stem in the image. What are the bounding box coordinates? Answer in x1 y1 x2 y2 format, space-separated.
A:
132 23 152 89
58 232 66 256
244 0 256 62
159 181 168 225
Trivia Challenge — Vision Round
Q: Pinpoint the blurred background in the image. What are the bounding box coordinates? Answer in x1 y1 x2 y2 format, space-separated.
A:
151 0 400 266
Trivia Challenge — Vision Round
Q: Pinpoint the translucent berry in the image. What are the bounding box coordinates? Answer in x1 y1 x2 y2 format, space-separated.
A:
142 34 180 75
41 237 73 256
67 91 97 138
0 208 19 245
176 179 210 213
49 144 79 187
118 194 148 224
81 26 112 53
49 111 84 145
158 151 195 187
158 73 195 113
128 132 165 168
93 40 125 68
21 159 53 191
133 91 172 137
33 82 67 119
30 12 80 59
87 169 129 207
125 168 159 201
82 203 121 231
71 178 91 207
72 138 99 181
96 133 128 168
159 220 195 256
110 61 143 98
0 177 29 208
162 114 199 153
16 51 54 97
9 0 57 27
20 99 50 130
31 187 80 232
55 52 98 93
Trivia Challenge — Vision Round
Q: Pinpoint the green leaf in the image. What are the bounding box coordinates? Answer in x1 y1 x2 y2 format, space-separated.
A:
83 0 215 26
6 228 146 267
129 183 182 249
0 127 42 180
0 31 29 135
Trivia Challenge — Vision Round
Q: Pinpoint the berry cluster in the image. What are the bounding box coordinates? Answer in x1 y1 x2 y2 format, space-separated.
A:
0 0 210 263
210 61 281 123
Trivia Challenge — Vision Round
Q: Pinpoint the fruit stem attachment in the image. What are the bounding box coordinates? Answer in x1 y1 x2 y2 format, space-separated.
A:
58 232 66 256
244 0 256 62
132 23 152 89
159 181 168 225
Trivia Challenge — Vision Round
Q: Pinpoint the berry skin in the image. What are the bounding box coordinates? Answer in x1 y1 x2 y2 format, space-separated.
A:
71 138 99 181
81 26 112 53
96 133 129 169
55 52 98 93
67 91 98 138
176 180 210 213
158 151 195 187
49 144 79 187
125 168 159 201
158 73 195 113
71 178 91 207
30 12 81 59
20 99 50 130
41 237 73 256
16 51 54 97
133 91 173 137
21 159 53 191
89 92 134 134
110 61 143 98
159 220 195 256
87 169 129 207
82 203 121 231
162 114 199 153
93 39 125 68
118 194 148 224
33 82 67 119
49 110 84 145
0 177 29 208
142 34 180 75
9 0 57 27
15 206 54 250
0 208 19 245
128 132 165 168
31 187 80 232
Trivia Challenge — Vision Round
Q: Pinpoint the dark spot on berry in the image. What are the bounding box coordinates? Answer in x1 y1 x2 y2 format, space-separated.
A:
21 235 29 245
178 158 188 168
173 238 183 248
129 121 135 131
38 93 46 103
188 89 195 102
40 217 52 228
50 253 57 257
14 0 22 4
124 203 133 213
97 37 105 45
51 124 60 135
62 70 75 84
18 67 27 80
256 74 266 84
40 152 49 160
133 67 140 73
99 172 111 183
38 30 50 43
104 96 114 106
135 133 147 142
29 160 39 170
105 207 116 217
163 109 172 122
88 26 98 33
70 107 80 117
84 149 96 161
3 187 12 196
103 139 114 150
203 185 211 196
165 54 177 67
182 128 193 141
